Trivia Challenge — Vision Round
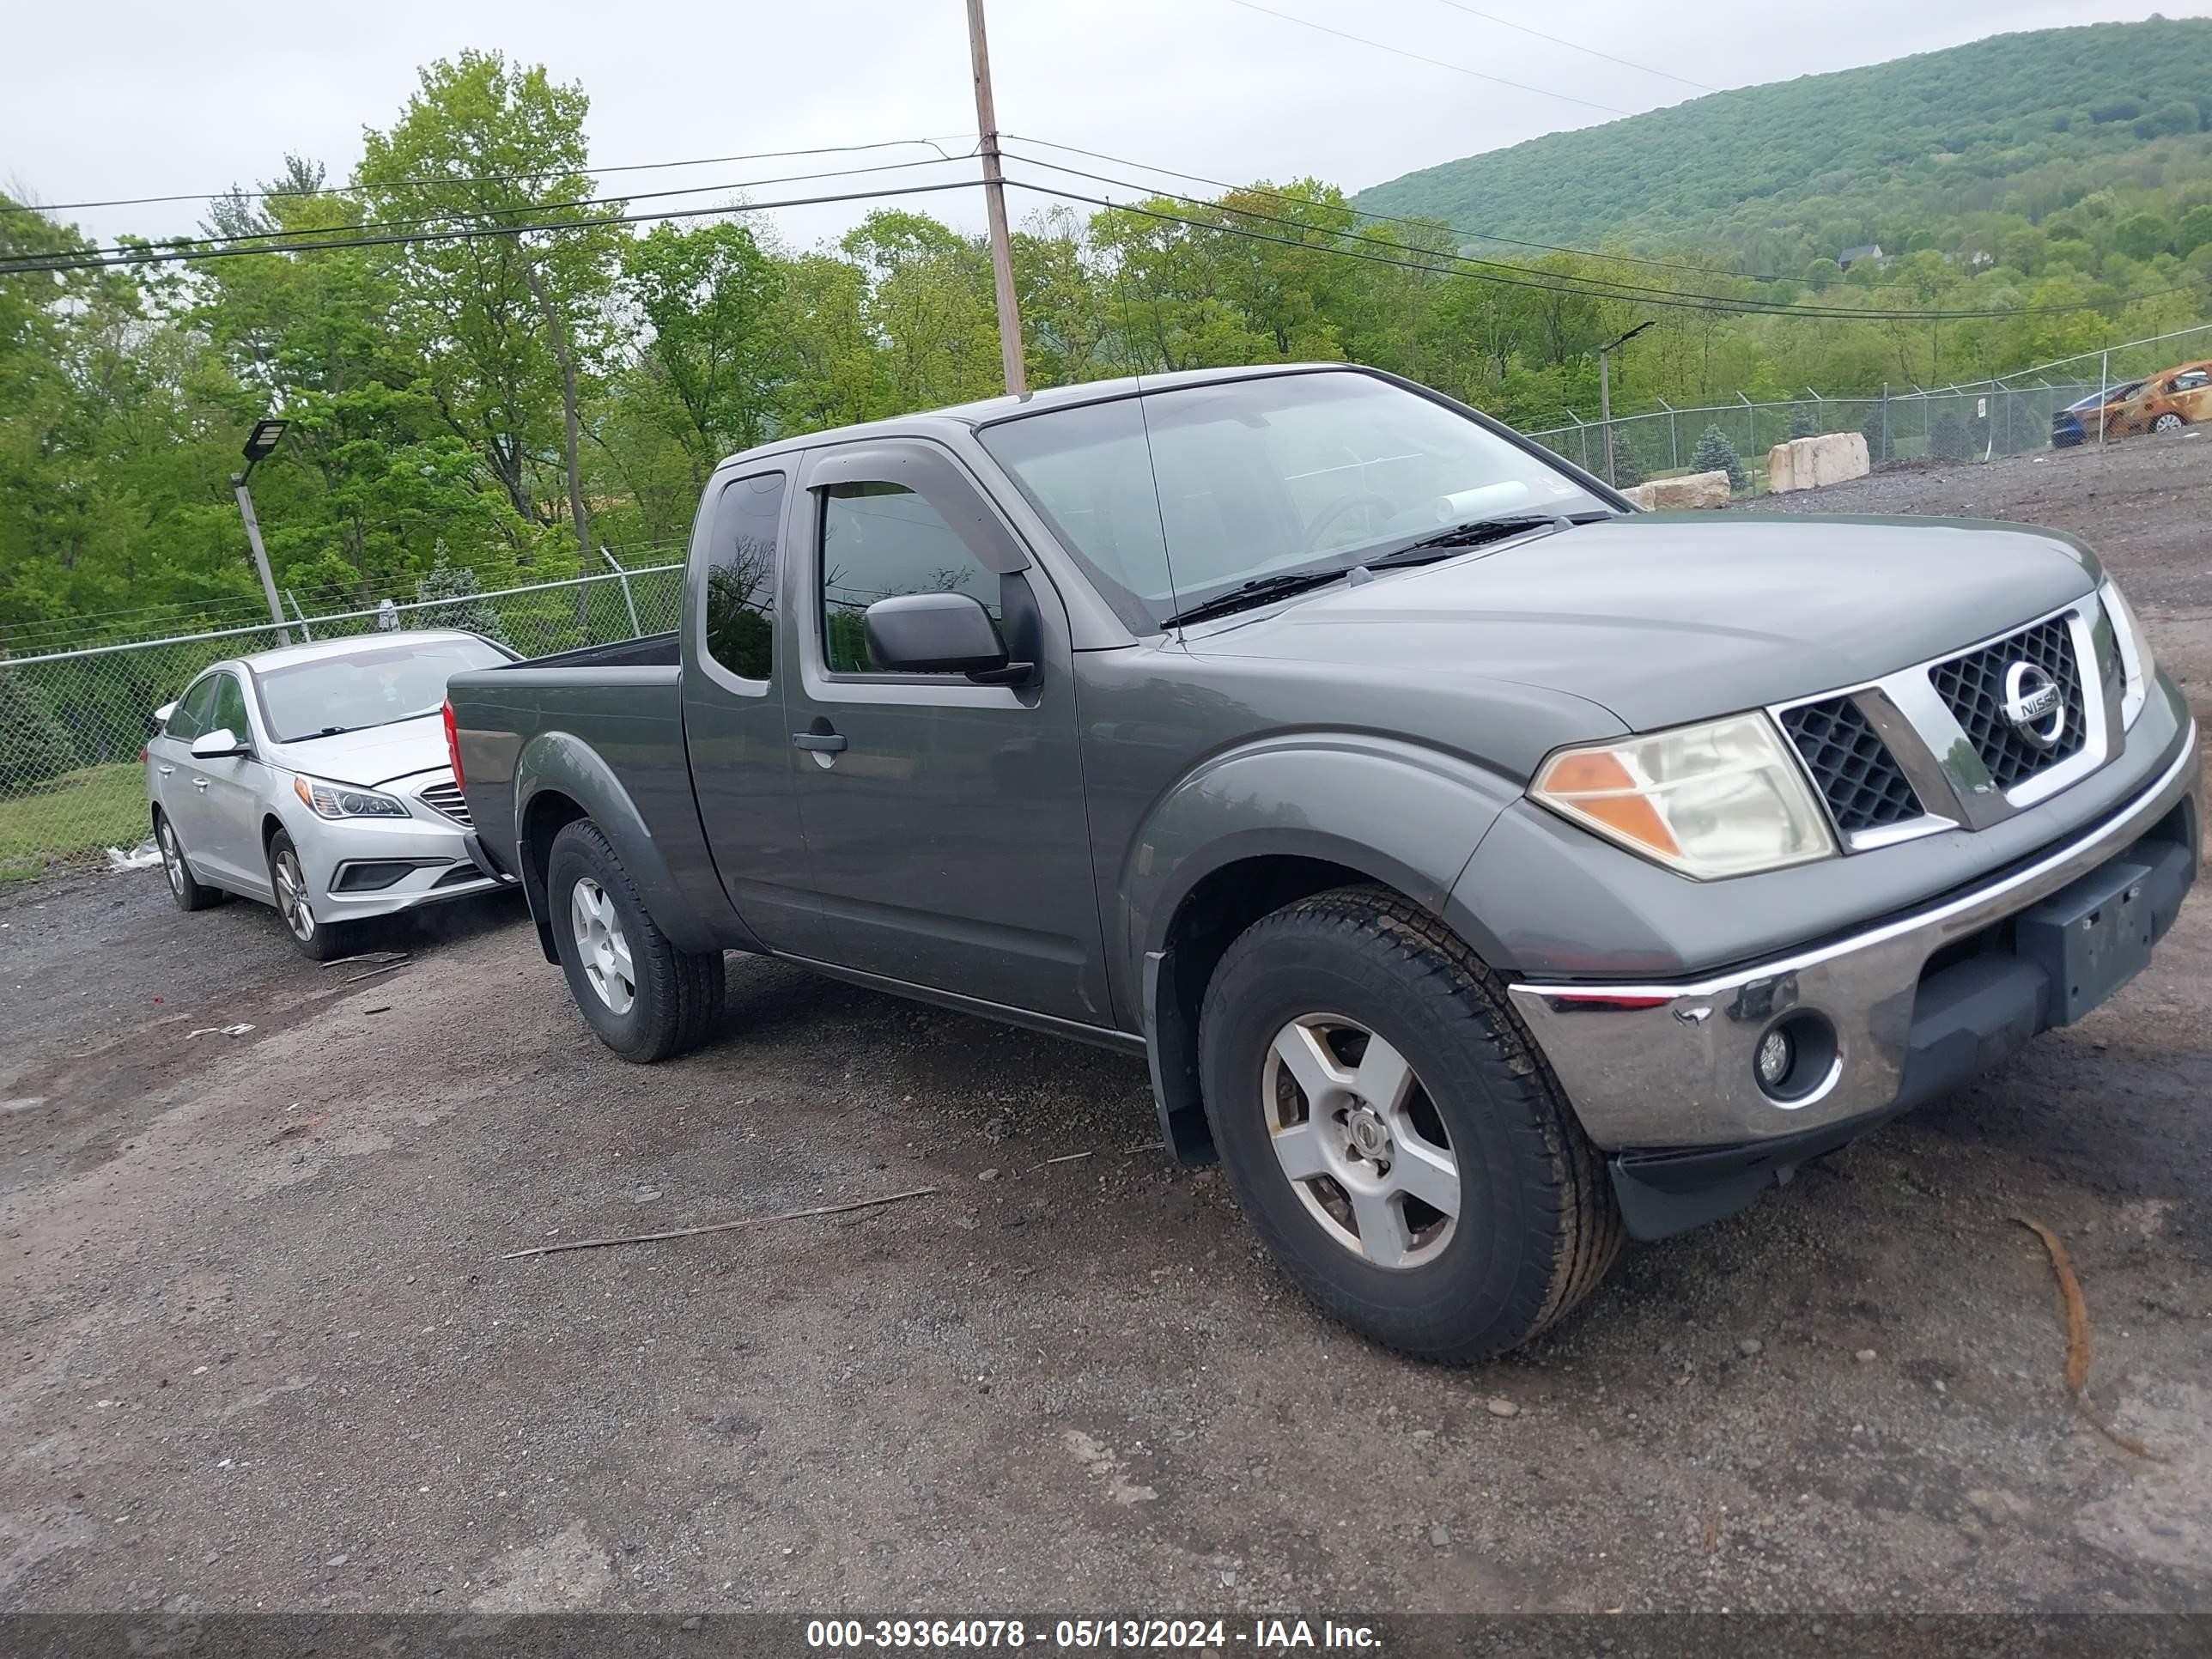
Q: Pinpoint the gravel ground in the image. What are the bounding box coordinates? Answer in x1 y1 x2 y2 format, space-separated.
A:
3 438 2210 1619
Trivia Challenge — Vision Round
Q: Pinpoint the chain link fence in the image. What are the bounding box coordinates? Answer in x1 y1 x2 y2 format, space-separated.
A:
1525 319 2212 493
0 562 681 877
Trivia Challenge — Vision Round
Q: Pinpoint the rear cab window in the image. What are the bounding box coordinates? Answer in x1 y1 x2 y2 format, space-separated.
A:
702 471 784 684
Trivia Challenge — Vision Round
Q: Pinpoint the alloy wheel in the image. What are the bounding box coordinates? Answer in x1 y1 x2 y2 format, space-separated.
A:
569 877 636 1015
158 820 185 898
273 848 316 942
1261 1012 1459 1269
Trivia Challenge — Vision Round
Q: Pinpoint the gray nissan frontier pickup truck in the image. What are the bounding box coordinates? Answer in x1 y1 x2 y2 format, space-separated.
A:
445 363 2200 1359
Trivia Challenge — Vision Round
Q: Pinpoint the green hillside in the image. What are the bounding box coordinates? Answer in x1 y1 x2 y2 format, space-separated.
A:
1355 17 2212 272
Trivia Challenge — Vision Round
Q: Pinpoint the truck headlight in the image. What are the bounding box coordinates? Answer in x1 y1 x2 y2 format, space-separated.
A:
1531 713 1837 879
2100 579 2153 729
294 775 411 820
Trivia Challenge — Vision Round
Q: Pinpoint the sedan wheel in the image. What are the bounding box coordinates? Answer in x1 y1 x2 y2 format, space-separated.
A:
158 818 185 899
569 875 637 1015
1263 1012 1459 1269
2154 411 2186 434
274 847 316 944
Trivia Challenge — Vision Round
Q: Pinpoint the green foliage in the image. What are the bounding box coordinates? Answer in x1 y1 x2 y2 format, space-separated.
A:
1688 425 1748 492
412 545 512 647
0 667 75 790
1354 19 2212 276
2114 212 2172 259
1788 404 1820 440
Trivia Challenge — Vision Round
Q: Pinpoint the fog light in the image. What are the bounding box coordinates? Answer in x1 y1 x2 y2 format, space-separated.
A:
1756 1027 1794 1090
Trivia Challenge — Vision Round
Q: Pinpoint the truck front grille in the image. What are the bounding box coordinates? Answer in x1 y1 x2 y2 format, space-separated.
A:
1778 696 1923 835
418 777 472 827
1929 616 2085 791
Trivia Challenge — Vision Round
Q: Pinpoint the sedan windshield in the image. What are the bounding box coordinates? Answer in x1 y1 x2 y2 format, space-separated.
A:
977 370 1608 631
254 636 507 743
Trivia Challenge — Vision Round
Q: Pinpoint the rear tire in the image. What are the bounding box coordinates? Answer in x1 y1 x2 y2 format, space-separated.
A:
269 830 355 962
547 819 724 1062
155 811 225 912
1198 885 1621 1361
2154 411 2186 434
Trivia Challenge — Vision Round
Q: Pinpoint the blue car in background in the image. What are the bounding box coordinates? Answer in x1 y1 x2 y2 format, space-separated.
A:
2051 381 2143 447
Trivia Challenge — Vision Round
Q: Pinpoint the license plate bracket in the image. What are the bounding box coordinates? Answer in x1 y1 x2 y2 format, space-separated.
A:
2016 841 2189 1026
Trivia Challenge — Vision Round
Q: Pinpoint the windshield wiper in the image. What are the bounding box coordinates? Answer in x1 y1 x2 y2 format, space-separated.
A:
1363 514 1585 570
1159 567 1358 629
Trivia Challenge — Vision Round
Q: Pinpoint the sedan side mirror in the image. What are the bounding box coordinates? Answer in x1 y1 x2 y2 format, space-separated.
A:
190 727 249 760
863 592 1035 685
151 700 178 732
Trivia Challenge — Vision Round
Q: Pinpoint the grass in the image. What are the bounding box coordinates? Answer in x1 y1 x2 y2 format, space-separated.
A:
0 763 149 878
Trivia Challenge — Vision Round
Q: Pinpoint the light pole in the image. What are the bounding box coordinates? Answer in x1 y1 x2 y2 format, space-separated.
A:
234 418 292 645
1597 320 1652 486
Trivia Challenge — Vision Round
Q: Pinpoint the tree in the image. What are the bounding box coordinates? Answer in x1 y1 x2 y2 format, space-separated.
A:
356 52 621 611
413 544 513 647
1802 257 1842 291
2176 204 2212 256
0 665 76 789
1788 403 1820 439
2114 212 2172 260
1689 423 1748 492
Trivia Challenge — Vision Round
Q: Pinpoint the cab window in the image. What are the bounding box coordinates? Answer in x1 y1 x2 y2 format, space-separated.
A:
818 481 1000 674
208 672 249 744
703 472 782 683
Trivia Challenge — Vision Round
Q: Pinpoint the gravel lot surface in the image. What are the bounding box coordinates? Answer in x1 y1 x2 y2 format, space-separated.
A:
3 438 2209 1618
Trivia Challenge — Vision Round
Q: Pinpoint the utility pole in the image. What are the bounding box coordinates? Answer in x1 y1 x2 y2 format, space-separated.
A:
1596 320 1651 486
234 418 292 646
965 0 1028 397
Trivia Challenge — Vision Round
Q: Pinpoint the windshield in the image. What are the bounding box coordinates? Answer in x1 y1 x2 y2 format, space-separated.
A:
253 635 507 743
976 370 1607 631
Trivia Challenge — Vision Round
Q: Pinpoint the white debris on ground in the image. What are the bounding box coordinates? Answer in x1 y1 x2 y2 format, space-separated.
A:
105 840 162 872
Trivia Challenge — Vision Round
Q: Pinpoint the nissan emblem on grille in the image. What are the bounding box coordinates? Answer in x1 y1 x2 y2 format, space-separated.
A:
2001 660 2065 750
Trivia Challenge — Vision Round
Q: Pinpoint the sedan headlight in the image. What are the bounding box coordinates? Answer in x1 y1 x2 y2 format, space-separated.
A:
293 775 411 820
2100 579 2153 730
1532 713 1837 879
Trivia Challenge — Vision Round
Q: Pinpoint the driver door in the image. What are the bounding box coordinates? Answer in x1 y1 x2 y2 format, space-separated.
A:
188 670 266 890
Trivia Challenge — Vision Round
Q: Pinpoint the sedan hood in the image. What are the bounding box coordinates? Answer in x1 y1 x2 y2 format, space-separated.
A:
268 714 449 788
1189 514 2100 732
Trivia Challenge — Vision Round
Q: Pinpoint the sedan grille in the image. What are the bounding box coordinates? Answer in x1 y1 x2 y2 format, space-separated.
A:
1778 696 1923 835
1929 616 2084 791
418 777 472 827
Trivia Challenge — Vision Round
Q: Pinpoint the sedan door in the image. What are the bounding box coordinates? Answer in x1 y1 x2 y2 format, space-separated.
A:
187 670 269 891
778 440 1112 1027
151 674 224 872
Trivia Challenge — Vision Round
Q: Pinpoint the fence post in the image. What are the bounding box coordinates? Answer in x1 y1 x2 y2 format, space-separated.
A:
1739 393 1756 492
2098 348 2110 447
1880 384 1888 463
602 548 643 639
285 590 314 643
1659 398 1677 471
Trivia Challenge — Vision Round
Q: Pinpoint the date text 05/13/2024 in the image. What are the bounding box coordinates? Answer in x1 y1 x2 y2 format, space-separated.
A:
805 1618 1382 1650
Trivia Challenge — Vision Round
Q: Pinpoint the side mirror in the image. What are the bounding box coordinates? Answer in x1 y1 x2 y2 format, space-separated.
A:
151 701 178 733
190 727 248 760
863 592 1035 685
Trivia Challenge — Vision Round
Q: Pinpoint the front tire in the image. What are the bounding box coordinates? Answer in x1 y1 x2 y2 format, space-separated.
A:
155 811 224 912
268 829 355 962
2154 411 2187 434
546 819 725 1062
1199 886 1621 1361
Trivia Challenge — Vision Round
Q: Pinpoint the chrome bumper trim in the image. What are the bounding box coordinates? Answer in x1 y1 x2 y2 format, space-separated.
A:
1509 726 2200 1149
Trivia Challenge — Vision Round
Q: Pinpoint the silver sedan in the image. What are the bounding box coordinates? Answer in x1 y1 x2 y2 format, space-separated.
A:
145 630 518 959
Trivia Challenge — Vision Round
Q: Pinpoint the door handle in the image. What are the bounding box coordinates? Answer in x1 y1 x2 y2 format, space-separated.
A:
157 764 175 776
192 777 210 791
791 732 848 753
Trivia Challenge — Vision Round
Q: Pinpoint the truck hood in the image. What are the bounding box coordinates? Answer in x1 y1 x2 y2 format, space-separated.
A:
1188 514 2100 732
267 713 450 788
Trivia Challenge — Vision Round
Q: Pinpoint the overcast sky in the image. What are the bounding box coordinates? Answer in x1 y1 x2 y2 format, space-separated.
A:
6 0 2209 254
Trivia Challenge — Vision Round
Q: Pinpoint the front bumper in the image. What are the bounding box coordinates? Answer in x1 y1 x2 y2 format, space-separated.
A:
297 799 517 925
1508 725 2200 1182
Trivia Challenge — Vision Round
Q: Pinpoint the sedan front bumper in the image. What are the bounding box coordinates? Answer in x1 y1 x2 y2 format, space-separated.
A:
1508 725 2200 1224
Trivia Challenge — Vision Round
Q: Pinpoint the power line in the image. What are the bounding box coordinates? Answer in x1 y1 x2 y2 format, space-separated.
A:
1006 176 2200 322
1423 0 1716 93
1004 146 1804 306
0 137 973 217
1219 0 1634 116
0 178 981 277
5 155 976 269
1005 133 1785 282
